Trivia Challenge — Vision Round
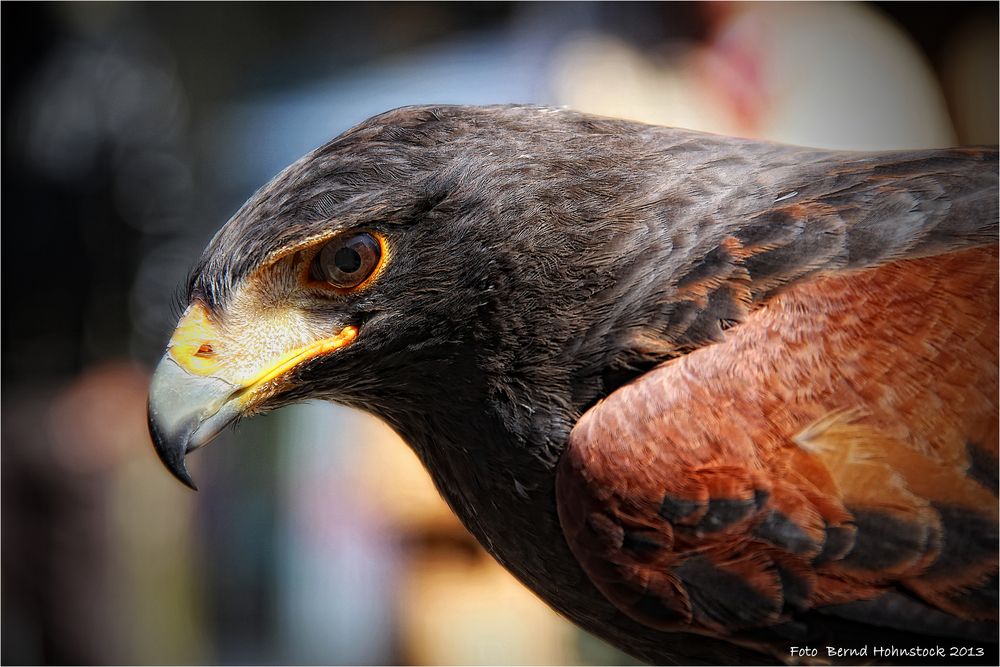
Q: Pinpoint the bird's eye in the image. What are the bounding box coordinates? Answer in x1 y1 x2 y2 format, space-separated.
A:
311 232 382 289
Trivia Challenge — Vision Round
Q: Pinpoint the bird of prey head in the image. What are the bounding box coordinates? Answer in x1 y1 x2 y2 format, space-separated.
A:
148 105 998 664
149 105 707 484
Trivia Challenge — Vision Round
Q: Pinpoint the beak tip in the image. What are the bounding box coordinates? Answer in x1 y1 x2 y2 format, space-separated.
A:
147 401 200 491
170 464 200 492
170 457 199 491
179 473 199 492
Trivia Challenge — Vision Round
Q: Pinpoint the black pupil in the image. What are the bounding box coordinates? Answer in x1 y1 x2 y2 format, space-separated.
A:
334 245 362 274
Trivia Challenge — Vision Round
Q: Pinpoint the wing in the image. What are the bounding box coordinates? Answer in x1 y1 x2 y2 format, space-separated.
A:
556 245 998 657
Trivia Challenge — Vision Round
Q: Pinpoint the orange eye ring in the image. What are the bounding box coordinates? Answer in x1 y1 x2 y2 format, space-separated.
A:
309 231 383 290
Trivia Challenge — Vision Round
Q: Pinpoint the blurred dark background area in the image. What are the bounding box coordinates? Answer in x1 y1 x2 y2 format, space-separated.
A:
2 2 997 665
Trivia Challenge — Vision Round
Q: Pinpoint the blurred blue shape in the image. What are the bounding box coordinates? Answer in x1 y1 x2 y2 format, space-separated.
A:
275 402 400 665
212 30 553 189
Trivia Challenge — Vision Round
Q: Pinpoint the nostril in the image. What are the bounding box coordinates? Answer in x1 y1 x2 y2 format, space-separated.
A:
195 343 215 357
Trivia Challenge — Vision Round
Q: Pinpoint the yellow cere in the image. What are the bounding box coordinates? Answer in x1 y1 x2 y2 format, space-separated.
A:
168 302 225 376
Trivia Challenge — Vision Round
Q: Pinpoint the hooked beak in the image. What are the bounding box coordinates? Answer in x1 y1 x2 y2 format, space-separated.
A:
146 301 359 490
147 356 241 490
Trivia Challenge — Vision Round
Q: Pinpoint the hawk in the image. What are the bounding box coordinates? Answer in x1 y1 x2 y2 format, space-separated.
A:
148 106 998 664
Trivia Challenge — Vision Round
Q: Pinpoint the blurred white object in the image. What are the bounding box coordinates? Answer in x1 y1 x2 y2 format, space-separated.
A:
551 2 956 150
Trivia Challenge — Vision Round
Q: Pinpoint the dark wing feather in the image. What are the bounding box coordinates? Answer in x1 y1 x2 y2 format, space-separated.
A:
557 246 998 660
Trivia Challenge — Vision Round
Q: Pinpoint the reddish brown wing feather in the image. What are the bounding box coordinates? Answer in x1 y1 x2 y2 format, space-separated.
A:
557 246 998 641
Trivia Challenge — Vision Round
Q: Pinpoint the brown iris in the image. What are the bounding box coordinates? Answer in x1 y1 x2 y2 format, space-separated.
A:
311 232 381 289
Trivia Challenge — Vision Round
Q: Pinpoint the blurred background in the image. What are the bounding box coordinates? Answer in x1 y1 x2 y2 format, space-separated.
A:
2 2 997 664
